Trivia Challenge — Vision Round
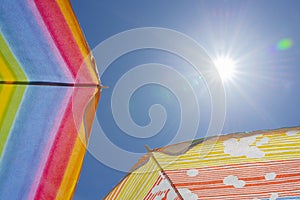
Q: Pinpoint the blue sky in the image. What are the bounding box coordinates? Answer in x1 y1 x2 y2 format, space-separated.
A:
71 0 300 199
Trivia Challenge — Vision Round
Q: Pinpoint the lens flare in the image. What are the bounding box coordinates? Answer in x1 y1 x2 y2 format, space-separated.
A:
277 38 293 50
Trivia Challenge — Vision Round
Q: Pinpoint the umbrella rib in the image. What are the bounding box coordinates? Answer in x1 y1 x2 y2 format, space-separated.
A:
0 81 102 88
145 145 184 200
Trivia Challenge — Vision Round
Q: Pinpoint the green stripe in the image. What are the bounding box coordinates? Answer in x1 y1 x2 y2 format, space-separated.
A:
0 34 27 81
0 33 27 156
0 85 26 156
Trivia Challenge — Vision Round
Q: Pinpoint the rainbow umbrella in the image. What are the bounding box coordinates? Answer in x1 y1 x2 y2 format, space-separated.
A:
106 127 300 199
0 1 100 199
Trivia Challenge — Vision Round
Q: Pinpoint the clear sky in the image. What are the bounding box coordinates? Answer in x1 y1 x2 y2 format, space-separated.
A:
70 0 300 199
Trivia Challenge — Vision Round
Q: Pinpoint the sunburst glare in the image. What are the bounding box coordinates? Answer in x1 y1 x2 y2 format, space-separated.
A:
213 56 237 82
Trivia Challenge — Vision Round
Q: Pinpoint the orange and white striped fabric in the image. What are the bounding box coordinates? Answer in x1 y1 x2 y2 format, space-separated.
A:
106 127 300 199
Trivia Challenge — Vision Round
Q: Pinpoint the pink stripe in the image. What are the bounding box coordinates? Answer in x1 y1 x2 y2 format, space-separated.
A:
27 88 73 199
33 86 96 199
27 0 73 83
33 0 94 84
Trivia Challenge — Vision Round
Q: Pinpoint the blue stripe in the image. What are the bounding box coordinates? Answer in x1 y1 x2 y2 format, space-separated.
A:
0 0 69 82
0 85 70 199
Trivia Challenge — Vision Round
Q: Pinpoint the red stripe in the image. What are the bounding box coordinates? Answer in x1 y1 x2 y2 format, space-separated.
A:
34 0 93 83
34 98 75 199
34 87 96 199
144 175 163 199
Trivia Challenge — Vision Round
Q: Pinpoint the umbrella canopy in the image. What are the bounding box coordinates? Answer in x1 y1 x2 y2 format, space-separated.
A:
0 0 100 199
106 127 300 199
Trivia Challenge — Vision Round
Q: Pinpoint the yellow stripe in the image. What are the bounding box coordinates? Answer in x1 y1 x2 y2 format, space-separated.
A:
55 123 87 200
0 85 13 122
153 130 300 170
0 34 27 156
0 34 15 81
128 159 159 199
0 52 15 81
0 85 26 156
106 157 160 199
55 0 99 84
0 34 26 81
56 87 99 199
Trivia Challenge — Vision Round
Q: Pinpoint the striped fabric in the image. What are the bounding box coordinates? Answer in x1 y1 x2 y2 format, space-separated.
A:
0 1 100 199
106 127 300 199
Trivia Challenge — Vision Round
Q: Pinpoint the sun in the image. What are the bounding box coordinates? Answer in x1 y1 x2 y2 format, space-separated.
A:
213 56 236 81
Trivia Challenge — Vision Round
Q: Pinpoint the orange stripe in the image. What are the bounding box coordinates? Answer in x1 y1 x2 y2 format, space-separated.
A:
187 177 300 190
111 176 130 199
198 188 300 198
174 173 300 187
190 179 300 197
158 159 300 199
56 0 99 84
144 175 163 199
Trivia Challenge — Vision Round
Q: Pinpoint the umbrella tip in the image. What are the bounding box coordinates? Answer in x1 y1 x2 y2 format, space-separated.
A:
145 145 152 152
98 84 109 89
